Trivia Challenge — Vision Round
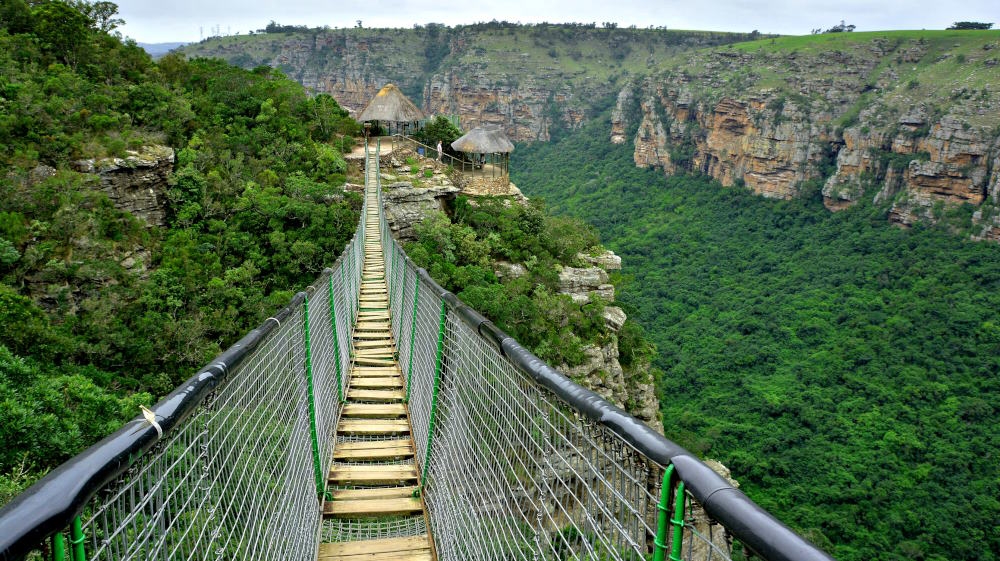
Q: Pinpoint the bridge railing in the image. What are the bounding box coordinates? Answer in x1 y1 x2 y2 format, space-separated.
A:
376 139 834 561
0 143 375 561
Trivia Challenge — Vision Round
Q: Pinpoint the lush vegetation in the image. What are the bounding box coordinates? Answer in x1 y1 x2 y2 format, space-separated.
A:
0 0 359 502
404 197 619 369
512 117 1000 561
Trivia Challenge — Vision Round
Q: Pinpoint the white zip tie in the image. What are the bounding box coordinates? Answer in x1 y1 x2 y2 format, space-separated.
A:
140 405 162 439
266 317 280 328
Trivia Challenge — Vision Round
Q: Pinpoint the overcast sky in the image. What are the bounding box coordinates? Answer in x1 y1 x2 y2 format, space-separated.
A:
118 0 999 44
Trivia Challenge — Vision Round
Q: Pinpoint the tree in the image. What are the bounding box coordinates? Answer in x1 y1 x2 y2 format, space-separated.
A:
80 1 123 33
413 116 462 155
824 20 856 33
31 0 92 63
0 0 33 33
947 21 993 30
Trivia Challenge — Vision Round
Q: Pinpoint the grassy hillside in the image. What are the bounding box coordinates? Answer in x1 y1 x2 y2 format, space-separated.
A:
511 116 1000 561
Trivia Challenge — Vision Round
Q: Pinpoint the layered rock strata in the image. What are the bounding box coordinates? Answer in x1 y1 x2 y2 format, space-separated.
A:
73 145 175 227
614 40 1000 239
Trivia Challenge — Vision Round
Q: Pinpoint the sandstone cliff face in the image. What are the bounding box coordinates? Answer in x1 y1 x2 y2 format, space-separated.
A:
73 145 175 227
182 27 757 143
616 36 1000 238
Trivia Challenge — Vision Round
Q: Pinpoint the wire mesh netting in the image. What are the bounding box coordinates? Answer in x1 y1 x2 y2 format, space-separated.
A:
380 200 736 560
66 228 365 560
82 309 317 560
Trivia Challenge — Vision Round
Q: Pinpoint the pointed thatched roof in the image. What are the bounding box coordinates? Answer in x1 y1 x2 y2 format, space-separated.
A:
357 84 426 123
451 125 515 153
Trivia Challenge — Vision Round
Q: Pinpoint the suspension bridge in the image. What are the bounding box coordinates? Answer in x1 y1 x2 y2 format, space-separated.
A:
0 140 835 561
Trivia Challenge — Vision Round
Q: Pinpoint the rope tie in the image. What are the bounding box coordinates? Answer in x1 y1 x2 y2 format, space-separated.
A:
140 405 162 439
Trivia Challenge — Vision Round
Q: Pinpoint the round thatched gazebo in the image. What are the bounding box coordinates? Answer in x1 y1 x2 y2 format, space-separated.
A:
357 84 426 137
451 125 514 182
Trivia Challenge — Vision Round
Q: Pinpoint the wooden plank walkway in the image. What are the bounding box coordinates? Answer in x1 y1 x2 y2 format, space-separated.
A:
319 147 435 561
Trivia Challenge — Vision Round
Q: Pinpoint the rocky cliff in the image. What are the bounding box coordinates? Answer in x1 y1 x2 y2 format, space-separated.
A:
180 25 758 142
556 252 661 428
612 30 1000 237
72 145 175 227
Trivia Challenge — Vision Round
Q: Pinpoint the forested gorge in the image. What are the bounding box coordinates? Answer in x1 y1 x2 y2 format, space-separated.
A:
513 117 1000 561
0 0 360 500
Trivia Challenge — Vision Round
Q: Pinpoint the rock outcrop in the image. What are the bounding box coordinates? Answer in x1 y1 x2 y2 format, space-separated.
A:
381 179 461 242
73 145 175 227
555 251 661 430
557 265 613 305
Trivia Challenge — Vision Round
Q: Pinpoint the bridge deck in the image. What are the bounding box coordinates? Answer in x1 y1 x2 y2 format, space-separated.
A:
318 149 435 561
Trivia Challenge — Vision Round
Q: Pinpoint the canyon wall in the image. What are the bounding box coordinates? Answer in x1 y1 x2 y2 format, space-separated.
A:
612 33 1000 237
180 26 755 142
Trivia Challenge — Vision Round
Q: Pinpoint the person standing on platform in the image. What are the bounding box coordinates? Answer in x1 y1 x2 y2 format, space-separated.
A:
436 140 443 162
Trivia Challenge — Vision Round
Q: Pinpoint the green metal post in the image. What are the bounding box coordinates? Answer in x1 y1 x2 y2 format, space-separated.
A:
328 276 344 403
69 516 85 561
302 296 326 499
418 301 448 495
404 279 420 402
670 480 686 561
52 533 66 561
389 246 398 306
652 465 674 561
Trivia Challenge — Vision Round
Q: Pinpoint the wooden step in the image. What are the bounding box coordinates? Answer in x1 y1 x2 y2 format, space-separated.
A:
342 403 406 418
323 497 423 518
354 345 396 359
328 485 417 500
347 388 404 402
351 366 400 376
337 419 409 435
354 339 394 348
334 439 413 460
354 331 393 339
317 536 432 561
329 463 417 484
348 377 401 389
355 357 395 367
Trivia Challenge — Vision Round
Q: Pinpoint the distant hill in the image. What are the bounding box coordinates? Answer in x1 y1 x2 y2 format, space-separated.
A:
137 41 188 58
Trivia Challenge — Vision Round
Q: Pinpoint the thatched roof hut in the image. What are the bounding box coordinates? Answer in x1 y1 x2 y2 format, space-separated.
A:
357 84 426 125
450 125 515 154
451 125 514 181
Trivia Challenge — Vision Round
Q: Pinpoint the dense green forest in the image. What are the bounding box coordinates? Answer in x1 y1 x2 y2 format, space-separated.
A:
0 0 359 502
512 118 1000 561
